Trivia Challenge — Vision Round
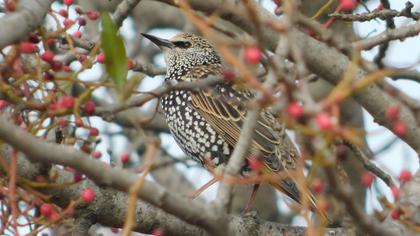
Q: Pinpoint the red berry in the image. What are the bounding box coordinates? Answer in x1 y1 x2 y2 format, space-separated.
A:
77 17 87 26
59 96 75 109
51 60 63 72
312 178 325 193
386 106 400 120
315 112 333 130
398 170 412 183
81 188 96 203
73 171 83 182
287 102 304 119
75 6 83 14
248 155 264 171
111 227 120 233
377 3 384 10
87 11 100 20
40 203 54 218
75 117 84 127
20 42 39 53
393 121 408 136
58 9 68 18
63 65 72 72
340 0 357 11
391 209 401 220
152 228 164 236
391 186 400 200
41 51 55 63
127 59 135 70
245 47 263 64
46 37 55 46
63 0 74 5
121 153 130 164
43 71 54 81
28 34 40 44
89 127 99 136
91 151 102 159
0 100 9 109
361 172 375 188
50 211 60 221
83 100 96 115
97 52 106 64
63 19 74 27
58 118 68 127
72 31 82 38
223 69 236 82
318 198 329 212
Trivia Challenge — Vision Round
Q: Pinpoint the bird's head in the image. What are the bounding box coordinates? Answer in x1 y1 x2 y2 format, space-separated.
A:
141 32 221 75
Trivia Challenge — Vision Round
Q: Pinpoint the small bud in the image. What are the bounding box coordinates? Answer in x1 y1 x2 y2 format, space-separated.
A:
81 188 96 203
75 6 83 14
127 59 135 70
398 170 412 183
245 47 263 64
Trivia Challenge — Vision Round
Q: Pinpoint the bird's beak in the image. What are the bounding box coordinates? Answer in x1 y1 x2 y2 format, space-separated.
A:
141 33 175 49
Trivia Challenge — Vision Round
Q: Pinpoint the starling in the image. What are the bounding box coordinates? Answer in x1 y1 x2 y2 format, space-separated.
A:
142 32 314 209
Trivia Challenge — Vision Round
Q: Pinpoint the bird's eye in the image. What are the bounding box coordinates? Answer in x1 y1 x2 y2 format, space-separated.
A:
173 41 191 48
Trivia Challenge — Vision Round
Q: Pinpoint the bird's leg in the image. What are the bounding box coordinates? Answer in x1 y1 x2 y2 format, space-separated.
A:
189 177 218 199
242 183 260 214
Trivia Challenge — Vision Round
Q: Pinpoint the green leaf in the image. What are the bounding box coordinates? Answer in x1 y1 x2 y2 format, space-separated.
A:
100 12 128 92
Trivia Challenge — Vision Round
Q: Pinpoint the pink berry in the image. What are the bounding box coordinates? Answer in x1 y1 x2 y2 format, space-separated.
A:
58 118 68 127
111 227 120 233
361 172 375 188
91 151 102 159
50 211 60 221
312 178 325 193
377 3 384 10
72 31 82 38
41 51 55 63
77 17 87 26
398 170 412 183
152 228 164 236
89 127 99 136
121 153 130 164
20 42 39 53
97 52 106 64
83 100 96 115
287 102 304 119
340 0 357 11
63 0 74 5
0 100 9 109
391 209 401 220
51 60 63 72
63 19 74 27
60 96 75 109
245 47 263 64
391 186 400 200
393 121 408 136
315 112 333 130
58 9 68 18
81 188 96 203
87 11 100 20
40 203 54 218
386 106 400 120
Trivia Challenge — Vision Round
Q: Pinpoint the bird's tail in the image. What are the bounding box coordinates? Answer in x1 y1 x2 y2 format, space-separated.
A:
269 178 330 223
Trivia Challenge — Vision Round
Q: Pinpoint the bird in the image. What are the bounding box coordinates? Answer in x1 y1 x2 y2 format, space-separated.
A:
141 32 320 214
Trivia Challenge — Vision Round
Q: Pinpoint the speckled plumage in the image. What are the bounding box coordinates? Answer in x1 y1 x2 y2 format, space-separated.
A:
144 32 303 204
